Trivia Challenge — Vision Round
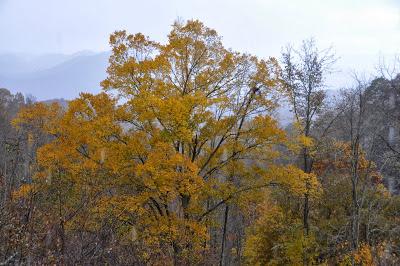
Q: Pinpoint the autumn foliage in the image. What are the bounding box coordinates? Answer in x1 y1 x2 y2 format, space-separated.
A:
2 20 398 265
8 20 320 264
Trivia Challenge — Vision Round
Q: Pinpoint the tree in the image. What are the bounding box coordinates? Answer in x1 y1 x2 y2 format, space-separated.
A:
13 20 317 265
280 39 336 264
244 179 320 265
332 81 391 265
312 138 391 264
310 76 400 264
0 89 32 265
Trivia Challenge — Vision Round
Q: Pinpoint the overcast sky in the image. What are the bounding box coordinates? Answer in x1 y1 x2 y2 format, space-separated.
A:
0 0 399 87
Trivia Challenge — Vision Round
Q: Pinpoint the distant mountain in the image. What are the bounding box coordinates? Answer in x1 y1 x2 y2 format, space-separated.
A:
42 98 69 109
0 51 343 127
0 51 109 100
0 53 70 75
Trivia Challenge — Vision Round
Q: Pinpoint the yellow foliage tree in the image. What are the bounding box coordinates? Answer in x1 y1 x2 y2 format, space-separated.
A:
13 20 320 264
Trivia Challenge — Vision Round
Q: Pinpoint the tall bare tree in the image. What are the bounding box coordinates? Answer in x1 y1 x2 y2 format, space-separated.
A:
281 39 336 237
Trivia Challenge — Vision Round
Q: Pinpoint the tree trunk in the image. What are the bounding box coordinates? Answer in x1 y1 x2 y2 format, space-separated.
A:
220 204 229 266
303 193 309 236
351 179 359 266
303 147 311 236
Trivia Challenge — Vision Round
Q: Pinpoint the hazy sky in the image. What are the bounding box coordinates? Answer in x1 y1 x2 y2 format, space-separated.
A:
0 0 399 86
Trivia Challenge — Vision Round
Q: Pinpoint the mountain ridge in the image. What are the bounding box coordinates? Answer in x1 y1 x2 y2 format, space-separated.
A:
0 51 110 100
